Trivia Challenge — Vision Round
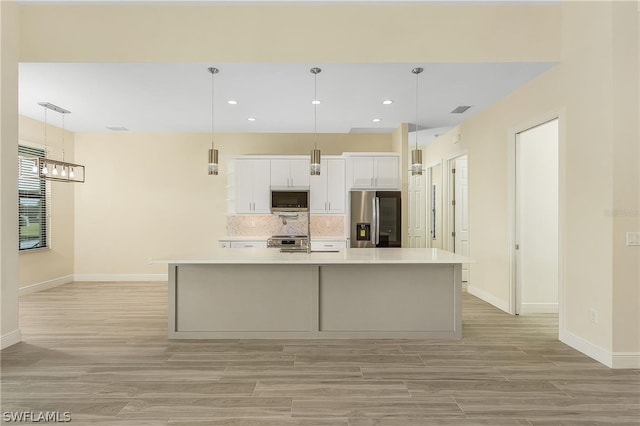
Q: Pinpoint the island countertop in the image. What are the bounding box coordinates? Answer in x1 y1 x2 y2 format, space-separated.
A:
154 247 473 265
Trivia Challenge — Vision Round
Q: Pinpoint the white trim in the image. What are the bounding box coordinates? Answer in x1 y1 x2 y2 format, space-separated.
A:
467 284 509 313
74 274 168 282
559 328 612 368
519 302 558 314
558 330 640 369
1 329 22 349
19 274 73 295
612 352 640 369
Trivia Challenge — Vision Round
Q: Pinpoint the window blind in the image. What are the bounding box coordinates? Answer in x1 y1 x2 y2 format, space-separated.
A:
18 145 49 250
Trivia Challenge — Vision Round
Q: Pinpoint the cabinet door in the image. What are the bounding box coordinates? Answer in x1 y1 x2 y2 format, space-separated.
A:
374 156 399 189
235 160 255 213
251 160 272 213
309 159 328 213
270 159 291 187
350 157 375 188
326 159 345 213
288 159 310 187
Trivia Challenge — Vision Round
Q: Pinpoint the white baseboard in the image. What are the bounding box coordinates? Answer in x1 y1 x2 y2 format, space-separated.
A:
73 274 168 282
558 329 640 369
467 285 510 313
19 275 74 296
1 329 22 349
612 352 640 369
520 302 559 314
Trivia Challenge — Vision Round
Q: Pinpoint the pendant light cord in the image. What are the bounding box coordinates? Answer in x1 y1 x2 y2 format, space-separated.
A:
44 107 48 153
61 113 65 161
415 69 419 150
211 69 215 150
314 71 318 149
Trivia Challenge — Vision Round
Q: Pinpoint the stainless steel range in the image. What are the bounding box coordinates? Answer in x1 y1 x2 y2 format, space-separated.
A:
267 235 309 252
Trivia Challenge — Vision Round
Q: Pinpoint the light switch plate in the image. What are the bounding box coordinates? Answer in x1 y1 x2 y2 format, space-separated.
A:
626 232 640 246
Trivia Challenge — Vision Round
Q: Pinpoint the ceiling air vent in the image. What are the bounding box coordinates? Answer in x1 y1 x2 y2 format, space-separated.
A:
106 126 128 131
450 106 471 114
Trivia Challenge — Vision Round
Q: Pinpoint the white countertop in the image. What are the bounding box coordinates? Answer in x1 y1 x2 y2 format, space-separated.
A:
154 248 473 265
219 236 347 241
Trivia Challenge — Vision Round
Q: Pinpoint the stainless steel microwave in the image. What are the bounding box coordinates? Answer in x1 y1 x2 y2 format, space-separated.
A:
271 189 309 212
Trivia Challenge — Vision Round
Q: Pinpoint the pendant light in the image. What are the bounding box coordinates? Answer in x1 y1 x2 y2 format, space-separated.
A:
310 67 322 176
207 67 220 176
411 67 424 176
36 102 85 183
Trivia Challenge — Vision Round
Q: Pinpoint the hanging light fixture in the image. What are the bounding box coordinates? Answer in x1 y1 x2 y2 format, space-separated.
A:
36 102 85 183
411 67 424 176
310 67 322 176
207 67 220 176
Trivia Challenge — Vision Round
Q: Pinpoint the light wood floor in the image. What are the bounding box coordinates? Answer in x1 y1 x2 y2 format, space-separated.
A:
2 281 639 425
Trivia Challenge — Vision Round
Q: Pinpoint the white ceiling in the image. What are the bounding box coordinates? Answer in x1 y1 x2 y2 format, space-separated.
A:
19 62 556 136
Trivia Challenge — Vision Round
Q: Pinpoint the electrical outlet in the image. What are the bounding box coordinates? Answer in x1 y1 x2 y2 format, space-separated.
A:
626 232 640 246
589 308 598 324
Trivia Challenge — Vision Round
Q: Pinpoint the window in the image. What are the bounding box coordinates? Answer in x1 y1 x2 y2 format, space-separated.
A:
18 145 49 251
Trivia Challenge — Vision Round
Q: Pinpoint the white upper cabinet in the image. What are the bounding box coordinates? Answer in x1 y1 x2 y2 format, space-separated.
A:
270 158 310 188
310 158 345 214
346 154 400 190
234 159 271 214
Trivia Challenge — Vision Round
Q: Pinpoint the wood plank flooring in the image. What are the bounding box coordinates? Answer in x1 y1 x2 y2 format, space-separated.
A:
2 281 639 425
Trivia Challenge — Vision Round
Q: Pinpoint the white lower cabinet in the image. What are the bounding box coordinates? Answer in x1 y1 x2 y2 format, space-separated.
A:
230 241 268 248
310 240 347 251
219 240 268 248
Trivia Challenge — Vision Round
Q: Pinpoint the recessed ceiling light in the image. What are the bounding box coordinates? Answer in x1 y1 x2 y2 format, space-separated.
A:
227 100 238 105
382 100 393 105
372 118 381 123
247 117 256 122
311 100 321 105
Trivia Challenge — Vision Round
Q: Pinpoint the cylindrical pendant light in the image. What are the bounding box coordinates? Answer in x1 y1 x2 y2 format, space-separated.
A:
208 67 220 176
310 67 322 176
411 67 424 176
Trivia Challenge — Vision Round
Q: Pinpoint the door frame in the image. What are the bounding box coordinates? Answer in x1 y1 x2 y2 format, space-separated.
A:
445 153 468 253
508 110 565 332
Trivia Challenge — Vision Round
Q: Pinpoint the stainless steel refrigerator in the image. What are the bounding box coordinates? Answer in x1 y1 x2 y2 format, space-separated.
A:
350 191 401 248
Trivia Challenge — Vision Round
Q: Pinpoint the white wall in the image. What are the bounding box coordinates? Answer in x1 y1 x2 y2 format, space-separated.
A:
517 119 559 314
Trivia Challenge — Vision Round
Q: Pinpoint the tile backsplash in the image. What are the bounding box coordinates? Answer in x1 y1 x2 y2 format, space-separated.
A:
227 214 345 237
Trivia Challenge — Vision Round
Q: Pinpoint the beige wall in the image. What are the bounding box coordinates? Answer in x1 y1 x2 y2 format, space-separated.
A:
73 132 391 276
18 115 75 288
19 5 561 63
419 2 639 362
2 1 636 364
1 0 21 347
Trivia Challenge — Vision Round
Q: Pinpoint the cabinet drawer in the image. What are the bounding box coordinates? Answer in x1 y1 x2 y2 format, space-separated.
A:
230 241 267 249
311 240 347 251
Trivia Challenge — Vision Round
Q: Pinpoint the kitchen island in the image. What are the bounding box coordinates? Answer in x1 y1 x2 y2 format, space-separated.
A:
158 248 471 340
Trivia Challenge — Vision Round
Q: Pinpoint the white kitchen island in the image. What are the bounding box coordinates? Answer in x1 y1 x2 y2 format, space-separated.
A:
158 248 471 340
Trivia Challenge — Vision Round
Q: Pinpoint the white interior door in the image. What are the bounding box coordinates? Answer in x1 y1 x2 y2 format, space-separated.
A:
408 171 427 248
516 119 559 314
452 156 469 282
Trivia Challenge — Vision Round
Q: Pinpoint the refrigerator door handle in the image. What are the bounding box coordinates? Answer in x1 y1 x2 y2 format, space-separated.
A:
371 196 377 245
375 196 380 245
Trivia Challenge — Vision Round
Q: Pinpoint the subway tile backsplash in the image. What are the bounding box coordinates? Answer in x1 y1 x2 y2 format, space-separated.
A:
227 215 345 237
